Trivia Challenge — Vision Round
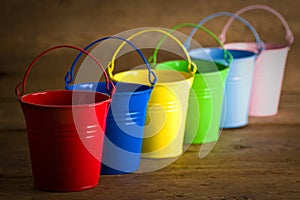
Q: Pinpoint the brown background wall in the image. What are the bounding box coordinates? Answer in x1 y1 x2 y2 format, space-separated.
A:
1 0 299 94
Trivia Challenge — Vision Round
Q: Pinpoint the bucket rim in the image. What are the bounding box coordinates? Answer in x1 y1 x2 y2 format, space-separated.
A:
70 81 153 95
224 42 291 51
189 47 257 60
19 90 111 108
194 66 229 77
157 59 229 76
112 69 194 86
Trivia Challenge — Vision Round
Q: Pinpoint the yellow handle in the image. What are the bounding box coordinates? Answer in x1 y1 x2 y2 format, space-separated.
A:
108 28 197 78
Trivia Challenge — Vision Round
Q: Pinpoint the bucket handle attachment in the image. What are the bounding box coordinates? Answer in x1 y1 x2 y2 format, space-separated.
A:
65 36 157 88
185 11 265 56
15 45 115 99
220 4 294 46
149 23 233 67
108 28 198 77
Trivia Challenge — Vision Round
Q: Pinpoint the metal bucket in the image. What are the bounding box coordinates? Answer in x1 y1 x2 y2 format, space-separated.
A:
153 23 230 144
186 12 265 128
65 36 155 174
219 5 294 116
108 29 195 158
15 45 114 192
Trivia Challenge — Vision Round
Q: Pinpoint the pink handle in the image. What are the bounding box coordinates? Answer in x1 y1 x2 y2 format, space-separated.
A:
219 4 294 46
15 45 116 99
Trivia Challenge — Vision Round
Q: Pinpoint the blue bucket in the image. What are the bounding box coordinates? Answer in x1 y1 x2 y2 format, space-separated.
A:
186 12 265 128
65 36 157 174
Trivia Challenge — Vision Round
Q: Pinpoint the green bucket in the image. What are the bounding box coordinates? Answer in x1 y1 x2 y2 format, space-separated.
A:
154 23 232 144
156 59 228 144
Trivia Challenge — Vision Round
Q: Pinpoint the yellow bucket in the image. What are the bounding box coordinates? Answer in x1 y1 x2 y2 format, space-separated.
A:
108 28 196 158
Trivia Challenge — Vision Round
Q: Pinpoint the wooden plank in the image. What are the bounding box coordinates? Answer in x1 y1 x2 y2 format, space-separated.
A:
0 125 299 199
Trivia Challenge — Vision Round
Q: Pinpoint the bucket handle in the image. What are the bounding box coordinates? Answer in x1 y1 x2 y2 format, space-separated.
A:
219 4 294 46
65 36 157 88
185 11 265 56
108 28 198 77
15 45 116 99
149 23 233 67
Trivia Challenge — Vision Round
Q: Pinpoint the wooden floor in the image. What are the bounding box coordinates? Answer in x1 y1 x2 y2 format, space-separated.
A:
1 0 299 199
1 94 300 199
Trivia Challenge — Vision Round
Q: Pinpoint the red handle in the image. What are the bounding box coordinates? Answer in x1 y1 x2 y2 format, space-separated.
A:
15 45 116 99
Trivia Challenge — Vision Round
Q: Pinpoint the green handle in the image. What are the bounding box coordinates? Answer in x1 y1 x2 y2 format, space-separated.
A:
149 23 233 66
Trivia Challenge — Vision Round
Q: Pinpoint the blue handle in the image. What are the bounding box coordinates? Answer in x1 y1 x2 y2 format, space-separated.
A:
65 36 157 89
184 11 265 55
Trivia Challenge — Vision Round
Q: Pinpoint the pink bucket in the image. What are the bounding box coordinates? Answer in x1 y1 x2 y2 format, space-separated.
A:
219 4 294 116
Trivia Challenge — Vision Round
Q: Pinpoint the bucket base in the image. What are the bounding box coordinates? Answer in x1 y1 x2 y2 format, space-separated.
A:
141 151 182 159
34 183 98 192
249 110 278 117
100 164 138 175
189 137 219 145
221 121 248 129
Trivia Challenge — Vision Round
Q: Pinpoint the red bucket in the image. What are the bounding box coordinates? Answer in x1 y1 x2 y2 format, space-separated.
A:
15 45 115 192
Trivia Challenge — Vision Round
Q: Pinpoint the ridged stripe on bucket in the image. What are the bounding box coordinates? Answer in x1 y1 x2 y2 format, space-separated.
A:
148 98 190 112
26 122 101 137
106 111 146 125
191 86 226 99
